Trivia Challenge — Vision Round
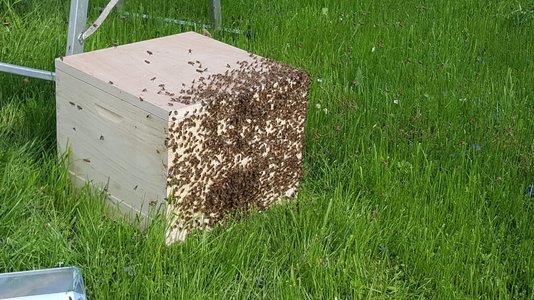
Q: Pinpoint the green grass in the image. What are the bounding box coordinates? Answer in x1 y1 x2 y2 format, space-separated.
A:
1 0 534 298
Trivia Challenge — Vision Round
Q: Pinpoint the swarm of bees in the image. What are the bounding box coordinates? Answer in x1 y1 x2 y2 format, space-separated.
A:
164 53 311 239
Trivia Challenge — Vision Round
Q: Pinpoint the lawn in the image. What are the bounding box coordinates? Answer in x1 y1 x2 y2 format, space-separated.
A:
1 0 533 298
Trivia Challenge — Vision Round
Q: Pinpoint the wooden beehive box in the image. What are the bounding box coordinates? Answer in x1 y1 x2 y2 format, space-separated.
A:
55 31 310 244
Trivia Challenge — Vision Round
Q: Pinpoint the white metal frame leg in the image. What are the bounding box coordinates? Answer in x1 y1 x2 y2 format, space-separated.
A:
0 62 55 81
210 0 222 30
66 0 89 56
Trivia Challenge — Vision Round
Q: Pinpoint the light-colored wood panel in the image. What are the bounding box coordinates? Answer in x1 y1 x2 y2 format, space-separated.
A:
56 32 255 114
69 171 166 230
56 70 168 216
55 61 170 119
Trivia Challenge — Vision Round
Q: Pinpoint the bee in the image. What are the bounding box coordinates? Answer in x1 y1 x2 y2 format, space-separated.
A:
134 185 138 190
142 88 147 92
226 64 231 68
156 149 161 154
139 97 144 101
144 60 151 64
202 28 212 38
168 103 174 106
68 101 75 106
188 49 192 54
76 105 83 110
108 81 114 85
146 114 150 118
158 84 165 88
184 111 189 117
59 56 64 61
83 158 91 163
150 77 156 81
72 127 76 131
188 61 195 66
196 69 204 73
99 135 104 141
203 68 208 72
147 50 153 55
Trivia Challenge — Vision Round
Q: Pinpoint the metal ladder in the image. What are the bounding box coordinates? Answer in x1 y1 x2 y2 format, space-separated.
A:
0 0 222 82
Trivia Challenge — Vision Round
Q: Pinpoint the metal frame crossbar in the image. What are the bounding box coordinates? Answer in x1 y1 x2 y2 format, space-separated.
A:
0 0 223 82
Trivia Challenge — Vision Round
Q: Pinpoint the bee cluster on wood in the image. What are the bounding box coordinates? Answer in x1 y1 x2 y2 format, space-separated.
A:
165 54 310 241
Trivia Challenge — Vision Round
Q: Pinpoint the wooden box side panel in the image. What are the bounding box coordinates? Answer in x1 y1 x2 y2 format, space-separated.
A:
164 57 311 244
56 70 168 217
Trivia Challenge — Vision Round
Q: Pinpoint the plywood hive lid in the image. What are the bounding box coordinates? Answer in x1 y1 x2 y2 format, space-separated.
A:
55 31 256 119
